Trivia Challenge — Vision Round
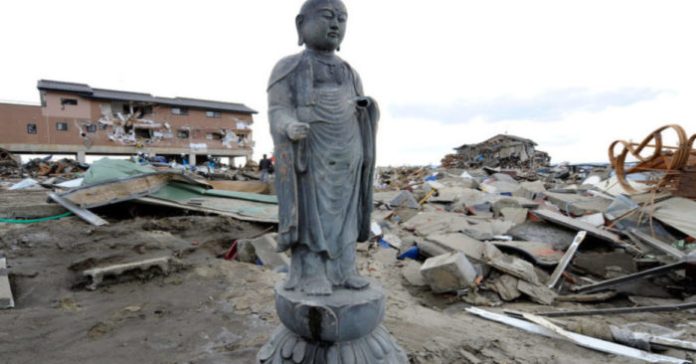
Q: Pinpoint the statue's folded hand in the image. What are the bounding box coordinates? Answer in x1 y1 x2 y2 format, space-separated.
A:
354 96 371 108
286 122 310 141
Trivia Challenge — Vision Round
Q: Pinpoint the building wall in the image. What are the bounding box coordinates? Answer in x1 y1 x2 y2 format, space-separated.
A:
42 91 93 119
0 90 254 159
0 102 47 145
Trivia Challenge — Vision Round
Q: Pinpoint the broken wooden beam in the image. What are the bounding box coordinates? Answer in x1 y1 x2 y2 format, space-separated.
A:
547 231 587 289
534 302 696 318
628 228 686 260
48 192 108 226
466 307 689 364
532 209 635 252
83 256 182 290
58 171 208 209
0 257 15 309
573 258 689 294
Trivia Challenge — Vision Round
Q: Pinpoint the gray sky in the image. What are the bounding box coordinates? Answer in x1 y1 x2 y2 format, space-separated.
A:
1 0 694 166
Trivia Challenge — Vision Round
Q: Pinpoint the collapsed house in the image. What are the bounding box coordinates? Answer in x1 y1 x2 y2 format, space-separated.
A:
0 80 257 165
442 134 551 169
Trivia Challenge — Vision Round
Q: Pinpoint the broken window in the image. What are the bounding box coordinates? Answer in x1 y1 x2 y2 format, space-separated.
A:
135 128 152 139
177 129 190 139
206 133 223 141
171 107 188 116
137 106 153 117
85 124 97 133
206 111 221 118
61 98 78 106
40 93 47 107
100 103 112 117
56 122 68 131
120 105 153 117
27 123 37 134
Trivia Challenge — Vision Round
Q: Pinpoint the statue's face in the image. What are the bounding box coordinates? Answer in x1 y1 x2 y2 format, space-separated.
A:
298 1 347 52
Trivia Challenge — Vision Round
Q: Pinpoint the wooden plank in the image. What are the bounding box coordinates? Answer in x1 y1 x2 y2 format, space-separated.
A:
629 228 685 259
136 197 278 224
547 231 587 289
48 193 108 226
532 209 622 245
535 302 696 317
0 190 66 219
0 257 14 309
466 307 688 364
207 180 271 194
83 256 178 290
58 172 181 208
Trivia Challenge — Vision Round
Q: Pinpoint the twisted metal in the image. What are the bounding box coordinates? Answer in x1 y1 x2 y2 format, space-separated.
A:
609 124 696 194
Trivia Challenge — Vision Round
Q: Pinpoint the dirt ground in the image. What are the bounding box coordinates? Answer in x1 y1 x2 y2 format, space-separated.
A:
1 212 695 363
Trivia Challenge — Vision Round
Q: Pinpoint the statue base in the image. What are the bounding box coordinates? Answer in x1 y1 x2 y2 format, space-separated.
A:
257 279 408 363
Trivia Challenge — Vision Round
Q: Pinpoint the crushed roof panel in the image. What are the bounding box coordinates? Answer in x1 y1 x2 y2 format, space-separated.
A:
91 88 156 103
37 80 92 94
154 97 258 114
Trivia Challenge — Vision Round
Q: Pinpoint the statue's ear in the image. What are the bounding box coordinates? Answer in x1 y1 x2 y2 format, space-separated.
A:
295 15 304 46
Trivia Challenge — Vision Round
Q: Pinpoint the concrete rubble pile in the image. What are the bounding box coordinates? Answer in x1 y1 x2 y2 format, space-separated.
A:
441 134 551 170
21 156 89 178
366 129 696 362
372 163 696 300
0 147 22 178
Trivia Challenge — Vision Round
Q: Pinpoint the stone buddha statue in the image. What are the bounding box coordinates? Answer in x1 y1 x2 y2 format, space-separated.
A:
258 2 407 361
268 0 379 296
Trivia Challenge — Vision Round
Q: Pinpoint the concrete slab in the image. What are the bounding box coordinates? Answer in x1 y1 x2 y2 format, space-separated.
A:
490 274 521 301
402 211 471 237
0 190 66 219
542 191 612 216
508 221 576 251
482 243 540 285
501 207 528 225
249 233 289 271
420 252 478 293
0 257 15 309
425 233 486 262
517 280 557 305
83 256 182 290
401 260 427 287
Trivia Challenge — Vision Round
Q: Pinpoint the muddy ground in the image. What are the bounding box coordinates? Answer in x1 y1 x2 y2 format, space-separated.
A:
1 211 695 363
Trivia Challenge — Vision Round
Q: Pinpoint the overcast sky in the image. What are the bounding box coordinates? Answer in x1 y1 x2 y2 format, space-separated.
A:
1 0 694 166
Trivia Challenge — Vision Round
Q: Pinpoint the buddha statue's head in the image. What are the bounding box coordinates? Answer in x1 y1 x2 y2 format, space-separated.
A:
296 0 347 52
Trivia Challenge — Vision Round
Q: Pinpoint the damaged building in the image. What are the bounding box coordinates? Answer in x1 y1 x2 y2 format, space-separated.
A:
0 80 257 165
442 134 551 169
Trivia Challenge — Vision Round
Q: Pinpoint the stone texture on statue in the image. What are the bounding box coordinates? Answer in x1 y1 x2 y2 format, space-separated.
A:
257 0 408 362
267 0 378 296
258 280 407 363
275 280 385 342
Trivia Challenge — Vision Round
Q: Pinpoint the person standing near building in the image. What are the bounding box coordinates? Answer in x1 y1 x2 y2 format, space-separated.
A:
259 154 273 182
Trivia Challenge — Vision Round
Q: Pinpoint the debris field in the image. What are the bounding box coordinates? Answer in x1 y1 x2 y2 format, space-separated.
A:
2 125 696 363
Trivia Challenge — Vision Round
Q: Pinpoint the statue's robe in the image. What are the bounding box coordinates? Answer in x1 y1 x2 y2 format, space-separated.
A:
268 49 379 287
